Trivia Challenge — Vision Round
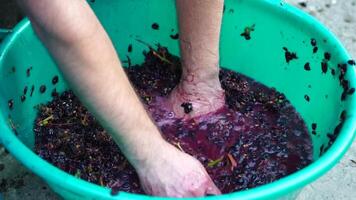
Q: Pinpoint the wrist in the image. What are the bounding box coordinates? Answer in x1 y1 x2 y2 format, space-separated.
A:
181 64 220 83
180 69 222 91
134 140 178 175
121 127 168 169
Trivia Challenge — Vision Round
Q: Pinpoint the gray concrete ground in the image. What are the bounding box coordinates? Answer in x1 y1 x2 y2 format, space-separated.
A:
0 0 355 199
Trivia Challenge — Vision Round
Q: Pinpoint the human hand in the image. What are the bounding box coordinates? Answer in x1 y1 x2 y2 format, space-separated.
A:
169 74 225 119
136 142 221 197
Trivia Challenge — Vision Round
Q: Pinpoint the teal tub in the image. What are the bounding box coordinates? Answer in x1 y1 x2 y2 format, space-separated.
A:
0 0 355 199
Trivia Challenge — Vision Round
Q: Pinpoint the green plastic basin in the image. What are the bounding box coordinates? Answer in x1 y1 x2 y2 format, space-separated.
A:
0 0 355 199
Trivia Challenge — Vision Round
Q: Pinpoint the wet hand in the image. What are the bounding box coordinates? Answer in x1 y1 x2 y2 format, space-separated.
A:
136 142 221 197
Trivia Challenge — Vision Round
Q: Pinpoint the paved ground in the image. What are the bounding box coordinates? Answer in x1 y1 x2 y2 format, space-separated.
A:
0 0 355 199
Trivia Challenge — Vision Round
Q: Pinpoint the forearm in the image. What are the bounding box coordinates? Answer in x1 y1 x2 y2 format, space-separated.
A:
176 0 224 79
18 0 164 167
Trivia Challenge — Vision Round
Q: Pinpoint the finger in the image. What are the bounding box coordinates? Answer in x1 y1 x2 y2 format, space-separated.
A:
200 168 221 195
187 178 210 197
205 180 221 195
188 182 208 197
189 188 207 197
